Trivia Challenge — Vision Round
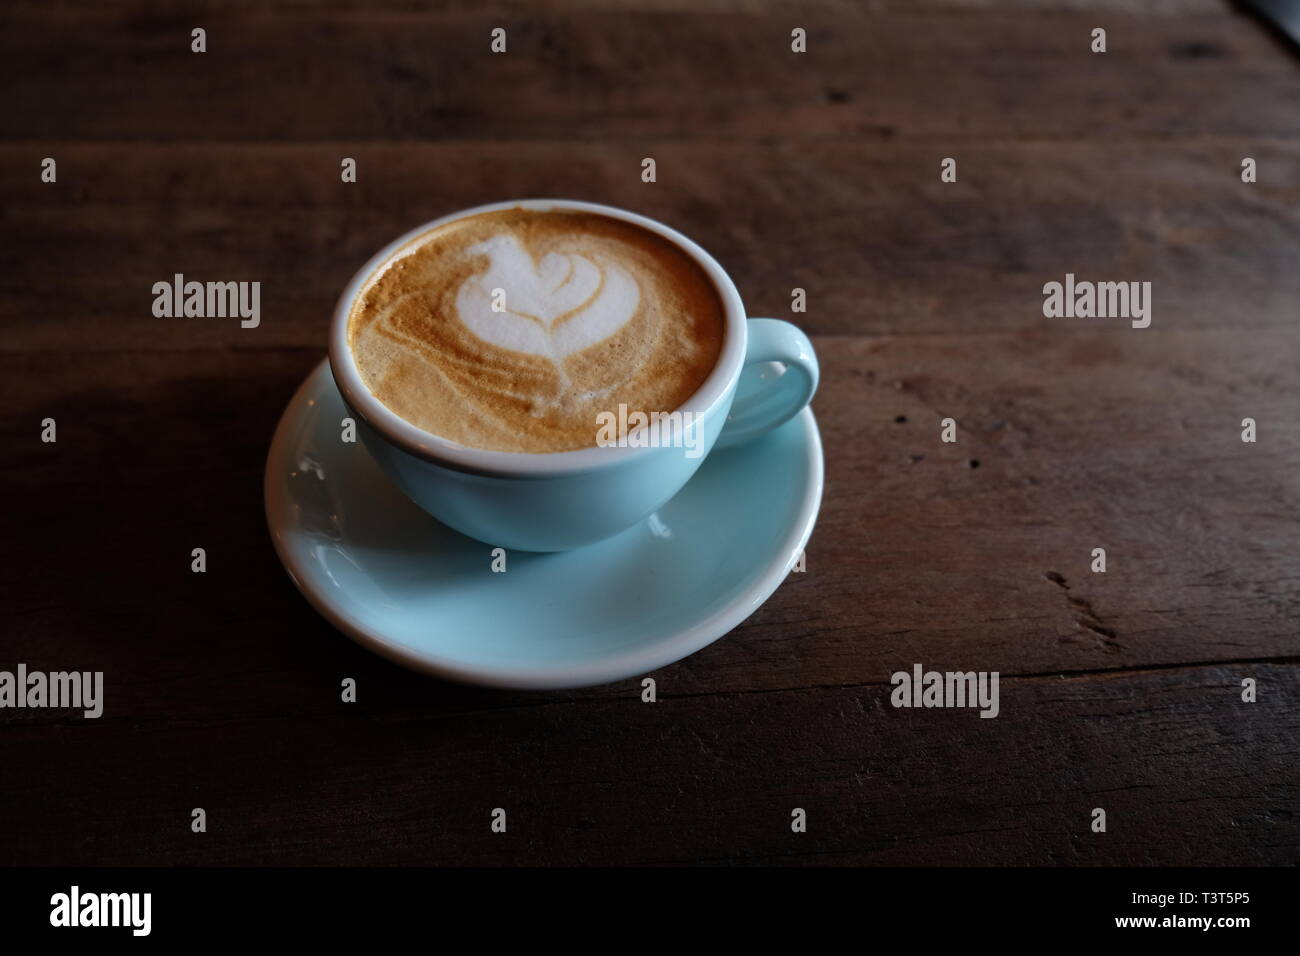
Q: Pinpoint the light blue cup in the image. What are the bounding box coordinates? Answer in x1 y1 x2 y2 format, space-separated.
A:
329 199 819 552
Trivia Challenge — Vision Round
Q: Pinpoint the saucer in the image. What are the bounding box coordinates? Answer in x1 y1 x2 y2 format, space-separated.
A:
264 360 824 689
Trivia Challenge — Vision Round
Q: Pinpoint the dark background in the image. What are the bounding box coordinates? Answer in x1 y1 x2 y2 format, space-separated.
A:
2 0 1297 865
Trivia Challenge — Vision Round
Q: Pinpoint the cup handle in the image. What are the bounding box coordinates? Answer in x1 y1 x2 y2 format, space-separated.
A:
715 318 819 449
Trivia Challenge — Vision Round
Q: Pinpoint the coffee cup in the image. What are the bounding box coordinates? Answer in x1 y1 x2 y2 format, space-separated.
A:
329 199 818 552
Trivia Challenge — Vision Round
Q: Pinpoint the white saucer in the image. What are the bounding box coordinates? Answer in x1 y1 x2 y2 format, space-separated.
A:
264 360 824 689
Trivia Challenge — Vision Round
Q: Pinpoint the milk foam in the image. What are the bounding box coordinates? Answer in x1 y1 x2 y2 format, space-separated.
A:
455 235 641 363
347 209 725 453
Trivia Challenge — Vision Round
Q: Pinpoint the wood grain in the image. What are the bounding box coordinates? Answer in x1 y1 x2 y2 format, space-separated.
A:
1 329 1294 703
4 4 1296 142
1 665 1293 865
2 0 1297 866
3 141 1298 348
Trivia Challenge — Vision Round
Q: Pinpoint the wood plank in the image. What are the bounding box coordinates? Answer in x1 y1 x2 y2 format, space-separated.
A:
0 664 1293 865
1 329 1294 716
3 141 1298 348
3 6 1296 143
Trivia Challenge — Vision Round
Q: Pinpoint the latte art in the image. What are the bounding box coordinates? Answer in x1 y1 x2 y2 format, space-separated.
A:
347 209 725 453
455 236 640 375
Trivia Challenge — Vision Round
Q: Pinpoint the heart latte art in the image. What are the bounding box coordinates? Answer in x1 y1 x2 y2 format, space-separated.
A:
455 236 641 366
348 209 726 453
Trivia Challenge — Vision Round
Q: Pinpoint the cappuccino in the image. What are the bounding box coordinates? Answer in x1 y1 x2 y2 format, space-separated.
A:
347 208 725 453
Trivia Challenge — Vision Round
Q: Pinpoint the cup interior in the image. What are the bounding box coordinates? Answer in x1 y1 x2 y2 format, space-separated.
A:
329 199 749 477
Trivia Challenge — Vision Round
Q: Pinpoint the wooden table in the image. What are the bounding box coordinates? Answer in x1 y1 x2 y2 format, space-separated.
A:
2 0 1296 866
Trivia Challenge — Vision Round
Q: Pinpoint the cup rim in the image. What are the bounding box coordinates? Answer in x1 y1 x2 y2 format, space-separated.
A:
328 198 747 478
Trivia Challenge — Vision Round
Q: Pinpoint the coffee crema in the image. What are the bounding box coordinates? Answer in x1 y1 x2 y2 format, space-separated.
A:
347 208 726 453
